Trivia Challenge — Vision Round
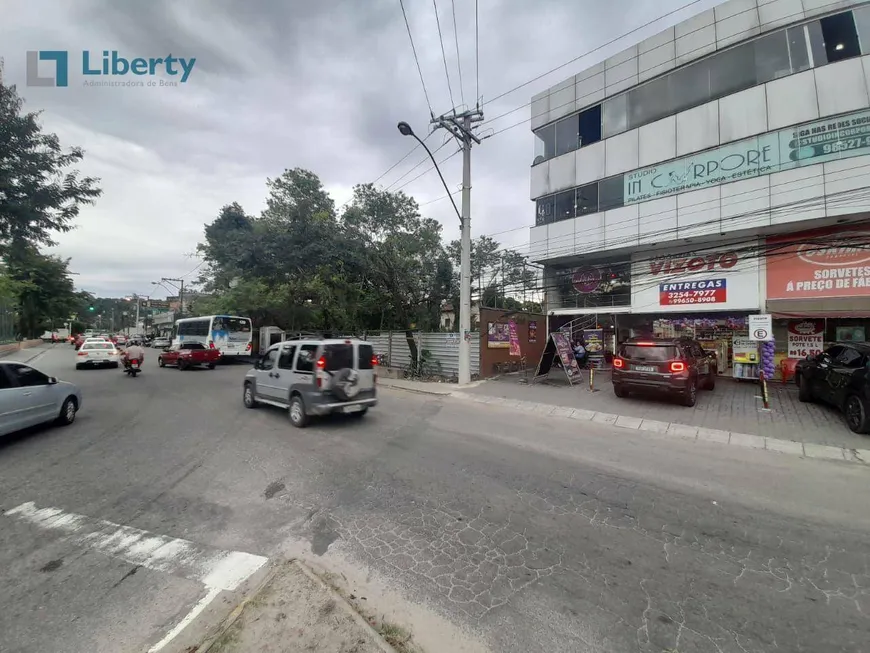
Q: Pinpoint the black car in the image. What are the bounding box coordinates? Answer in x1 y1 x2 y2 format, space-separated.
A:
795 343 870 434
612 337 717 407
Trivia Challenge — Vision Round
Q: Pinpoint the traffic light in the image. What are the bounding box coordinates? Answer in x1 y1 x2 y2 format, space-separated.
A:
88 305 95 312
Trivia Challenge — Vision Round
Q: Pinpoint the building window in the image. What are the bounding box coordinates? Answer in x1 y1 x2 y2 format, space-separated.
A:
536 196 554 225
578 104 602 147
554 190 576 221
555 115 579 157
602 93 628 138
820 11 860 63
670 58 711 113
628 75 672 130
755 31 792 83
533 123 555 165
855 5 870 54
598 176 624 212
710 41 757 98
576 183 599 216
787 25 810 73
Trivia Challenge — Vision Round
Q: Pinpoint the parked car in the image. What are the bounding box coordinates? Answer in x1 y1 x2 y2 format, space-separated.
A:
243 338 377 427
0 361 81 436
158 342 221 370
76 341 121 369
612 337 717 407
151 337 170 349
795 343 870 434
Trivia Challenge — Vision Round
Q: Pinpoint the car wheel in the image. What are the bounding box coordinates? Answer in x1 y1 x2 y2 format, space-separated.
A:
289 395 308 428
844 395 870 434
56 397 77 426
683 379 697 407
207 363 216 369
75 364 82 370
705 371 716 390
112 362 119 368
614 385 629 398
797 373 814 403
243 384 258 409
178 359 188 371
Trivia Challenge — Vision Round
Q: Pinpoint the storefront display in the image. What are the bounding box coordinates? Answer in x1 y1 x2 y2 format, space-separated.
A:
732 336 760 380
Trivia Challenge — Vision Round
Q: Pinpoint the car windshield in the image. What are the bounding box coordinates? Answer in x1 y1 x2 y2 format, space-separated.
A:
182 343 206 350
621 344 677 362
83 343 114 350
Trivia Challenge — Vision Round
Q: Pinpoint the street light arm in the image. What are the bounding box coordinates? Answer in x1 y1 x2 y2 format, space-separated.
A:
397 122 462 225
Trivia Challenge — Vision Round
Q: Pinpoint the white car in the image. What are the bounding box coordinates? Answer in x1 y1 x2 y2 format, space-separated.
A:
0 362 82 436
76 342 120 369
115 334 127 346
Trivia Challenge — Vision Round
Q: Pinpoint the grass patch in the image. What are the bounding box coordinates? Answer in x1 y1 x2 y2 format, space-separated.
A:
376 620 420 652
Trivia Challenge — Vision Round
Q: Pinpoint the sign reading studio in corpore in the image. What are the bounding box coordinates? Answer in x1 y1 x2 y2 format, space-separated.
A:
624 108 870 204
630 245 760 313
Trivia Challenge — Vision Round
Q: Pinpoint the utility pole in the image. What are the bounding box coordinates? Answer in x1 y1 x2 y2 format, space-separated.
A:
161 277 185 318
430 108 484 385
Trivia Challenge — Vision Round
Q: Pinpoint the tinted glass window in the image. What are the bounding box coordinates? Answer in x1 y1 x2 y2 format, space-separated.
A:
295 345 318 372
787 25 810 73
576 183 599 216
358 344 374 370
598 176 625 212
628 76 671 130
755 31 792 84
855 6 870 54
533 124 555 164
711 41 756 98
83 343 114 350
278 345 297 370
670 58 711 113
0 369 13 390
602 93 628 138
820 11 860 63
807 20 828 66
823 345 845 361
578 104 602 147
554 190 575 222
182 343 206 350
261 349 278 370
620 345 677 362
536 196 554 225
322 344 354 371
835 347 864 368
555 115 579 157
11 365 49 387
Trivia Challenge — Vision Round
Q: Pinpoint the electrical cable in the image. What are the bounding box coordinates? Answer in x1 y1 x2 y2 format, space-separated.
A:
451 0 465 107
400 0 434 115
433 0 456 110
475 0 480 106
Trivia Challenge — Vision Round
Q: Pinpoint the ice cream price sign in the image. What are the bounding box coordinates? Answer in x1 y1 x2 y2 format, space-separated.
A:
787 319 824 359
658 279 726 305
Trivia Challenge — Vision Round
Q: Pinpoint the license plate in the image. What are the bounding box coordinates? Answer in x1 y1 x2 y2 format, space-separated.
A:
633 365 656 372
342 405 363 414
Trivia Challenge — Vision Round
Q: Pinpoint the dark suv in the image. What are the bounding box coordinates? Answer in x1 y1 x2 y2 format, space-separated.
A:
612 337 717 407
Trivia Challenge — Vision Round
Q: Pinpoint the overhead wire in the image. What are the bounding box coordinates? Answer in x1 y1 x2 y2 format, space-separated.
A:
475 0 480 106
399 0 434 115
433 0 456 109
450 0 465 107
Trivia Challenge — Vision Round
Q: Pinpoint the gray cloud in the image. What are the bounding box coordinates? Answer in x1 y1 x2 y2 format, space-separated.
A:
1 0 722 297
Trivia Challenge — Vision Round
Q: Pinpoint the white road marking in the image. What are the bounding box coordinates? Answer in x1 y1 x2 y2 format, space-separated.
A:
147 586 222 653
4 501 269 651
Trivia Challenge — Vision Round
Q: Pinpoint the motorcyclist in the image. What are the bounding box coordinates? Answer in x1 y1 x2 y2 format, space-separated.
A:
122 342 146 368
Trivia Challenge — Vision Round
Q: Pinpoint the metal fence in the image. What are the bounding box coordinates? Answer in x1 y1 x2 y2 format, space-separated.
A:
364 331 480 377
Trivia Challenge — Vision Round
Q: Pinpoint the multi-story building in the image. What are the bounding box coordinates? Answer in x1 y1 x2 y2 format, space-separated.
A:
529 0 870 376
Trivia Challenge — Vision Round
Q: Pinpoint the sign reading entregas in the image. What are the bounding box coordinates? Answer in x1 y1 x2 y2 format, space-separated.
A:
625 109 870 204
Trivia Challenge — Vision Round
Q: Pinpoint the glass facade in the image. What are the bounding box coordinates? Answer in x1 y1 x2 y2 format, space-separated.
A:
532 8 868 166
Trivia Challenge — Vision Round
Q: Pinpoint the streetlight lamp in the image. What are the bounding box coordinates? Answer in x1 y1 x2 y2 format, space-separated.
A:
396 122 461 222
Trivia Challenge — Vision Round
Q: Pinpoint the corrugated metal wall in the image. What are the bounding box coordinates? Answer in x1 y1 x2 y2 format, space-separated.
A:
364 331 479 377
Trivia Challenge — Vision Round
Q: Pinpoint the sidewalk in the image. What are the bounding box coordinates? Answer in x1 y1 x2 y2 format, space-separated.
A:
195 560 413 653
0 342 53 364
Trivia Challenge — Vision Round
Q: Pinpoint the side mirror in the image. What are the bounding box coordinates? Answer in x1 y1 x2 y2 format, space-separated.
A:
47 377 58 385
252 359 261 369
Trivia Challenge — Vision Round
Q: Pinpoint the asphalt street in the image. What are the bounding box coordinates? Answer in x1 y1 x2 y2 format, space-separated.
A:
1 343 869 653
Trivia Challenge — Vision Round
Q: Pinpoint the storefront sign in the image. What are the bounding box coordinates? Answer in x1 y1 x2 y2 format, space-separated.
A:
487 322 510 349
625 108 870 204
766 225 870 300
787 319 824 358
583 329 604 358
732 337 758 364
552 331 581 381
631 244 760 313
508 320 521 357
572 267 601 293
659 279 727 305
748 314 773 341
528 321 537 343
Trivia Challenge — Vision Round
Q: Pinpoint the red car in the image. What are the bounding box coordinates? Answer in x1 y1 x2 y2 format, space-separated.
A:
157 342 221 370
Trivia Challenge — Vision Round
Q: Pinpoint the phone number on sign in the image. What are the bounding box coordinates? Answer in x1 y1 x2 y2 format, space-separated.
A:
660 291 726 305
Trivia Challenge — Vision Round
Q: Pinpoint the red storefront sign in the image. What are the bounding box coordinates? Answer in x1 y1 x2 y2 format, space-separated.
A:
658 279 727 305
767 225 870 299
787 319 824 358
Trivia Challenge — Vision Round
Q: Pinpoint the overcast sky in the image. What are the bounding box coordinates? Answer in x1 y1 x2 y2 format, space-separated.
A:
2 0 720 298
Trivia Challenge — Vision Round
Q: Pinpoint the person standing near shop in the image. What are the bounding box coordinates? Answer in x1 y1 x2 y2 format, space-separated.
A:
573 338 588 368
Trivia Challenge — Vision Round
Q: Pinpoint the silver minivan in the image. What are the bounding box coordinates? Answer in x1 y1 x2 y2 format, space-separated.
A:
243 338 377 427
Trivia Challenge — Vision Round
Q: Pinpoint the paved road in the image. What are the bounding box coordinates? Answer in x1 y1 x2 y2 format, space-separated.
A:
1 344 868 653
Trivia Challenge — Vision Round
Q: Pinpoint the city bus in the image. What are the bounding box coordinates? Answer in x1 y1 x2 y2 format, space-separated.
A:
171 315 253 358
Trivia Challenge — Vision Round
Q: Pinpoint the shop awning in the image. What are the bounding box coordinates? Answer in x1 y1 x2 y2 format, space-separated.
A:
767 298 870 318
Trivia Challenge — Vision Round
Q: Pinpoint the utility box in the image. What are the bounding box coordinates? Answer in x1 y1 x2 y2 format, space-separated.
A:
258 326 285 355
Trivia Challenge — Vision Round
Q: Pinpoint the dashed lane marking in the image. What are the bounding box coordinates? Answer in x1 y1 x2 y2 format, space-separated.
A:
4 501 268 652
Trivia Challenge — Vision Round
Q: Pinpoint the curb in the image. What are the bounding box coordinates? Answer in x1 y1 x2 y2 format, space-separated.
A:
451 391 870 466
378 378 486 397
196 559 395 653
0 345 52 365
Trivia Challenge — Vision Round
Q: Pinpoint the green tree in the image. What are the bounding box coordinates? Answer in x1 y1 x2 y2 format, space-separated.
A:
5 247 79 337
0 74 102 255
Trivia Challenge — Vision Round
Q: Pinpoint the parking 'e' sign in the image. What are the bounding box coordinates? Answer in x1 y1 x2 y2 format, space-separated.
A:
748 314 773 341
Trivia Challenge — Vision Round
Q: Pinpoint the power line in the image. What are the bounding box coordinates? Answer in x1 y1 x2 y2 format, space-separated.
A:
484 0 703 108
384 138 453 191
450 0 465 107
432 0 456 109
399 0 434 115
475 0 480 106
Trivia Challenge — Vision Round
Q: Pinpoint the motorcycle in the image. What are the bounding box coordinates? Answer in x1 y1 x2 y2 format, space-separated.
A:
124 358 142 377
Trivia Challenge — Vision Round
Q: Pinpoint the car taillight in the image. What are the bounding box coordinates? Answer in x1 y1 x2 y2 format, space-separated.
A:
371 355 378 367
209 342 215 349
245 342 251 351
613 357 624 369
316 356 326 370
669 361 686 372
77 351 87 356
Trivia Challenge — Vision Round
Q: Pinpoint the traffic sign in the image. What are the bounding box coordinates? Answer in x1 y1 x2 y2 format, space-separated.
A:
748 314 773 341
